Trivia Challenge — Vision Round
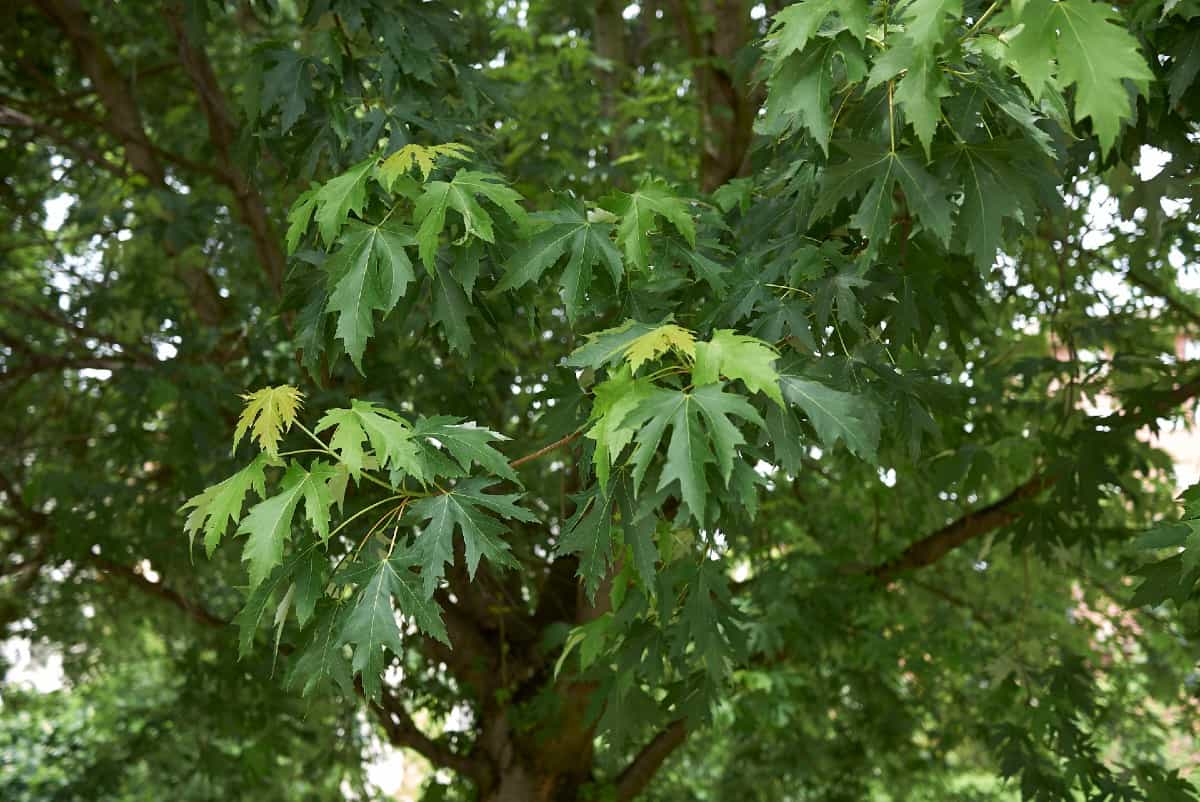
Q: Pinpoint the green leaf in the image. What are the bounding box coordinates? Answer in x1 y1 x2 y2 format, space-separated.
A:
565 320 659 370
760 35 868 153
586 366 657 488
412 170 526 273
1005 0 1153 152
766 0 869 60
622 384 765 522
413 416 519 484
430 263 475 355
614 182 696 271
286 186 319 255
314 158 376 245
812 146 953 256
232 546 323 659
950 145 1030 271
260 48 311 132
287 602 352 697
315 400 424 482
182 454 270 556
323 223 417 372
232 385 304 457
779 375 880 462
693 330 784 406
237 462 338 588
496 205 623 323
408 478 535 597
338 551 449 701
558 488 616 601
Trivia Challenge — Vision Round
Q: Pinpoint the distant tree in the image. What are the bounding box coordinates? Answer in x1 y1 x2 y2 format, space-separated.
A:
3 1 1200 800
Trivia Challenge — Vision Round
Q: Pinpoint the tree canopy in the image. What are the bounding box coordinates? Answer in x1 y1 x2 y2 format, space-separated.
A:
4 1 1200 800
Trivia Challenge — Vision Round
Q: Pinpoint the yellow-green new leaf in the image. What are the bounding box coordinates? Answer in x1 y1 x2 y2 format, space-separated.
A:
623 324 697 373
232 385 304 457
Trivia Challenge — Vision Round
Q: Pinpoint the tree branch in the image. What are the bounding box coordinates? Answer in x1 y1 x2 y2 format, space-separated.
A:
162 2 286 295
369 684 490 786
90 555 227 629
614 719 688 802
32 0 226 325
867 474 1055 582
508 429 582 469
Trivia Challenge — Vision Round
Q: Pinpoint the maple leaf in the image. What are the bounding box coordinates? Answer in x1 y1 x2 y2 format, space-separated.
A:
313 157 375 245
811 144 953 258
565 320 659 370
232 546 325 659
237 461 339 588
613 182 696 270
315 400 424 483
337 551 449 701
585 367 657 488
413 170 527 273
432 263 476 354
1004 0 1153 152
759 34 868 153
558 488 616 601
407 478 536 597
232 385 304 457
693 330 784 406
285 185 319 255
622 384 765 522
495 204 623 322
378 142 473 186
948 144 1033 271
259 48 311 132
765 0 869 61
181 453 270 556
779 375 880 462
412 417 519 484
623 324 697 373
323 223 416 372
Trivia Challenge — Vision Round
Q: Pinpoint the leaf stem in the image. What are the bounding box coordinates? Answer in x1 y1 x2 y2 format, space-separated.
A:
963 0 1002 40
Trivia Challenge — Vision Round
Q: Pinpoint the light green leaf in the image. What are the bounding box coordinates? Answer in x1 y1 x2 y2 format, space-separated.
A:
315 400 424 483
614 182 696 271
693 330 783 406
182 454 270 556
237 462 338 588
314 158 375 245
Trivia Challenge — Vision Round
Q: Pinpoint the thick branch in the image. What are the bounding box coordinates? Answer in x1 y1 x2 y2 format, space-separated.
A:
34 0 165 182
867 474 1054 582
32 0 226 325
370 686 489 786
614 719 689 802
163 3 285 295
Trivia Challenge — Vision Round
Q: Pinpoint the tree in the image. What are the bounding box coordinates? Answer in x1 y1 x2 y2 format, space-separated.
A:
3 0 1200 799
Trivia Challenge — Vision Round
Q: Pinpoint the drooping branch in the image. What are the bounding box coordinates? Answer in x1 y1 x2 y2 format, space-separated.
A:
33 0 166 182
614 719 689 802
91 555 227 629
